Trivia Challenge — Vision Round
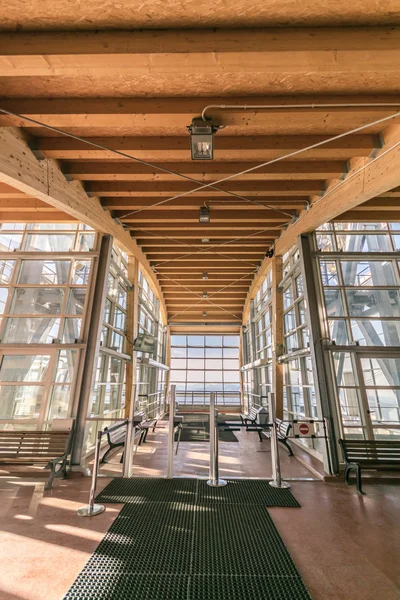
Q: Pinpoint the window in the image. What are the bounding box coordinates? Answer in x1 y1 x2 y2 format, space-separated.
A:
169 334 241 405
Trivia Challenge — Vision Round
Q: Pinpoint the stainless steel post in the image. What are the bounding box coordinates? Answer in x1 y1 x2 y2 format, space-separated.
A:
167 384 176 478
268 392 290 489
122 384 138 478
77 430 106 516
207 392 227 488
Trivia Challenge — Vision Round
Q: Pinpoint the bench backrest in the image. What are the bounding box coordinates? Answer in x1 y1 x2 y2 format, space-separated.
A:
276 418 291 438
105 422 127 445
339 439 400 464
249 407 259 420
0 430 73 461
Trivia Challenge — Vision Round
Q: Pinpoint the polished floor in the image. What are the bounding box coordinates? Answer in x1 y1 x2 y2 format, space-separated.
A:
0 423 399 600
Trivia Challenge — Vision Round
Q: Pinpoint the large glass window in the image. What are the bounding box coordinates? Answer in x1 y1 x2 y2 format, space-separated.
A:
170 335 240 405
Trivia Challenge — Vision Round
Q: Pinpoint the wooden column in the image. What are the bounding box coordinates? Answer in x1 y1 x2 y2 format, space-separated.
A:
124 257 139 418
271 257 284 419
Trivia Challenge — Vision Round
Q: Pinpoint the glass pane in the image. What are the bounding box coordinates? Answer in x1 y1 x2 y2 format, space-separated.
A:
18 260 70 284
171 358 186 369
0 233 22 252
48 385 71 419
108 357 123 383
316 233 334 251
351 320 400 346
328 320 349 344
224 335 239 346
324 289 344 317
62 318 82 343
0 385 44 419
66 288 86 315
27 223 77 231
223 347 239 358
0 287 9 314
338 388 361 424
72 260 91 285
188 347 204 358
284 309 296 332
205 370 222 383
333 353 357 387
117 284 127 309
346 289 400 318
336 233 391 252
11 288 64 315
205 347 222 358
188 359 204 370
171 347 186 358
171 335 186 346
104 298 112 324
0 355 50 383
342 261 396 286
206 359 222 370
4 317 60 343
206 336 222 346
366 389 400 423
283 286 294 309
55 350 77 383
0 260 15 284
361 357 400 387
319 260 339 286
110 331 124 352
24 233 76 252
114 308 126 330
77 233 95 251
171 371 186 383
188 336 204 346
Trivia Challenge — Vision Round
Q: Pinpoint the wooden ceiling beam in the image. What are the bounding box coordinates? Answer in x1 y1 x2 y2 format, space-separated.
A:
1 28 400 80
88 180 323 195
104 197 308 209
34 134 375 161
2 97 400 136
59 160 347 181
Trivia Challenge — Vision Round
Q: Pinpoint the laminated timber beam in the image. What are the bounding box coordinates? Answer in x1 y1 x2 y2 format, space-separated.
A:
33 135 375 162
0 127 167 321
1 97 400 136
58 161 347 181
103 198 308 210
243 124 400 321
1 28 400 81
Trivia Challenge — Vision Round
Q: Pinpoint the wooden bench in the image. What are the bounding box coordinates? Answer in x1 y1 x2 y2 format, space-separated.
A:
0 422 74 490
339 438 400 495
240 407 264 441
263 418 294 456
139 419 159 444
101 421 144 464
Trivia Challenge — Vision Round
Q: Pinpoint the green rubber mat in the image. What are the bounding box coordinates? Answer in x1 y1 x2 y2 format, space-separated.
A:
175 421 239 443
81 503 194 574
198 478 300 507
95 477 197 504
66 478 311 599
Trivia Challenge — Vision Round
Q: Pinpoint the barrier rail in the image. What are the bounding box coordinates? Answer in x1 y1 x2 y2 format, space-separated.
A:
77 418 128 517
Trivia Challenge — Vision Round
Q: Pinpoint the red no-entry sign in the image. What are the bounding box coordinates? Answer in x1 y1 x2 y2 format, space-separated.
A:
299 423 309 435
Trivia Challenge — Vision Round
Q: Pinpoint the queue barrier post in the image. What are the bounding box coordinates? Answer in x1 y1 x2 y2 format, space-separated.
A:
77 429 106 517
207 392 227 488
268 392 290 490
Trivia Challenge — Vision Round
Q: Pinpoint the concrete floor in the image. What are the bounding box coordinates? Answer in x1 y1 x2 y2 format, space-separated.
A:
0 422 399 600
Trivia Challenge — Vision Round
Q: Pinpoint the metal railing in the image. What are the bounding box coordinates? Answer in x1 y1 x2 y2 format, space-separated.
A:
175 391 241 406
137 391 165 419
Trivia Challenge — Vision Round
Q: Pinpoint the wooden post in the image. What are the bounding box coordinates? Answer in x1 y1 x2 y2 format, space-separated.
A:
271 257 284 420
124 257 139 418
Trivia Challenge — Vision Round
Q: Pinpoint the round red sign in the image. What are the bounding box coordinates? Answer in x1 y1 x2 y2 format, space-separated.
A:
299 423 309 435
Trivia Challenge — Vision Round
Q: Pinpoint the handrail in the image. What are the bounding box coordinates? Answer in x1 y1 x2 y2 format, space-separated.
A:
77 419 128 517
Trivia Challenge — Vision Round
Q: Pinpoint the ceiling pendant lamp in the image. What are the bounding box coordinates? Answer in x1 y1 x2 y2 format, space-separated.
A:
187 117 219 160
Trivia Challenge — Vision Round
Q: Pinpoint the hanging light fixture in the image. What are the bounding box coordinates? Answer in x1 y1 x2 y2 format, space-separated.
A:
201 238 209 243
202 311 208 317
187 117 220 160
199 205 210 223
202 291 208 298
202 272 209 280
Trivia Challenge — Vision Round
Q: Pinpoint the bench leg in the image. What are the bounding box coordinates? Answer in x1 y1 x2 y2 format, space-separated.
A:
344 464 352 485
120 449 124 464
45 460 57 491
279 437 294 457
355 465 365 496
101 446 113 464
175 424 183 455
152 420 158 432
257 429 263 442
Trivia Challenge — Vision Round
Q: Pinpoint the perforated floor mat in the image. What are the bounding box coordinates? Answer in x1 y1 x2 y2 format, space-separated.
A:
66 478 311 599
95 476 197 505
198 478 301 507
